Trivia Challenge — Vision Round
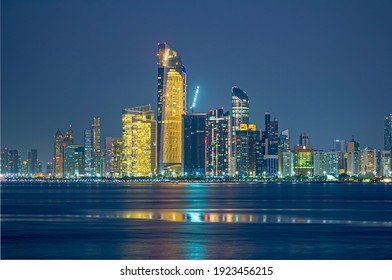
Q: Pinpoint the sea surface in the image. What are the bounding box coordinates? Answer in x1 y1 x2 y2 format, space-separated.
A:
1 181 392 260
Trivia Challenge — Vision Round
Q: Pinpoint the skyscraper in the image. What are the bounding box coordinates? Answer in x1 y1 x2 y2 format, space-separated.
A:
299 133 310 147
384 114 392 151
1 148 9 175
334 139 346 152
8 150 21 175
346 137 361 176
231 87 252 176
121 105 157 177
27 149 38 175
282 150 294 178
63 125 74 146
84 129 93 176
233 124 259 177
63 145 85 178
157 43 187 175
263 112 279 177
46 162 53 176
361 147 377 177
54 130 63 178
231 87 249 131
205 108 231 176
105 137 123 178
182 113 206 176
92 117 102 176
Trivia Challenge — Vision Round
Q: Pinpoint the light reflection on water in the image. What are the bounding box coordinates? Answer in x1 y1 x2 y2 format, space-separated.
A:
3 211 392 227
3 182 392 259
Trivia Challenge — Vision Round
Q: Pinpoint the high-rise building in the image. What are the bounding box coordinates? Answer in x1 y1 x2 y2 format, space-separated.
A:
334 139 346 152
346 137 361 177
264 112 271 130
205 109 231 176
121 105 157 177
384 114 392 151
254 135 264 176
91 117 102 176
299 133 310 147
54 130 63 178
84 129 93 176
280 130 290 151
379 150 391 177
231 87 249 131
282 150 294 178
63 145 85 178
27 149 38 175
324 151 339 175
233 124 259 177
361 147 377 177
46 162 54 176
182 113 206 176
8 150 21 175
278 130 290 177
346 137 360 152
157 43 187 175
263 112 279 177
63 125 74 146
313 150 325 176
105 137 123 178
294 144 314 176
231 87 251 176
21 160 28 176
1 148 9 175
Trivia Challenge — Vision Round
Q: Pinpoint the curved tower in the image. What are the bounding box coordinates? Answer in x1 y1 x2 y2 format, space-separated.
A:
231 86 249 130
157 43 187 175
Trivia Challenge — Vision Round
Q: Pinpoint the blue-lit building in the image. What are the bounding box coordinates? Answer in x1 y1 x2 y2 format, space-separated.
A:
182 113 206 176
205 109 231 176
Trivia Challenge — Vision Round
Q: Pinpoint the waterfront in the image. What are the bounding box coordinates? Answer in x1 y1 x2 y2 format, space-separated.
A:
1 182 392 259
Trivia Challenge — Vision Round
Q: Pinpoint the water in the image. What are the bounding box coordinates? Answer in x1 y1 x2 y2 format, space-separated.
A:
1 181 392 259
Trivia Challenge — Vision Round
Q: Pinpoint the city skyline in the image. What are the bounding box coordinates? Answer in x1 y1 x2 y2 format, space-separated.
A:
2 0 392 165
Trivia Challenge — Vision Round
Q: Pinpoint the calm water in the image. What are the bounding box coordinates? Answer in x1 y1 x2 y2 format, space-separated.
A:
1 181 392 259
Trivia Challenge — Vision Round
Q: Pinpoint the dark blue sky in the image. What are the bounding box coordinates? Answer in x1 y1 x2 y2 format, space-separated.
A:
2 0 392 164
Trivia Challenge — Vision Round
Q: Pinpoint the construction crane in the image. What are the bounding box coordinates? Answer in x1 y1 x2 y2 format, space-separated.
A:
190 86 200 114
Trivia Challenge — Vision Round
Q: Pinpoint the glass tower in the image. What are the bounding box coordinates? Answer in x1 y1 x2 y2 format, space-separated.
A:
231 87 249 131
205 109 231 176
92 117 101 176
182 113 207 176
54 130 63 178
157 43 187 175
385 114 392 151
121 105 157 177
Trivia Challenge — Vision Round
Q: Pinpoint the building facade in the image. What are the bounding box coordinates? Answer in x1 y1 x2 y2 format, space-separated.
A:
157 43 187 175
205 109 231 176
182 113 206 176
121 105 157 177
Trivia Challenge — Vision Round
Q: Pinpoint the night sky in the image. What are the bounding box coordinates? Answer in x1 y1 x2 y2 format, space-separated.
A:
2 0 392 165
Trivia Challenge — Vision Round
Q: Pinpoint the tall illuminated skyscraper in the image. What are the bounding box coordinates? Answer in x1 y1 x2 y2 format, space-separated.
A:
1 148 9 175
27 149 38 175
63 145 85 178
92 117 102 176
8 150 21 175
385 114 392 151
205 108 231 176
54 130 63 178
156 42 187 175
182 113 206 176
105 137 123 178
231 87 249 131
231 87 250 175
121 105 157 177
83 129 93 176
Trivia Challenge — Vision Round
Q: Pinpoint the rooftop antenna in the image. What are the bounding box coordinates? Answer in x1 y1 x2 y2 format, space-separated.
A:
190 86 200 114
